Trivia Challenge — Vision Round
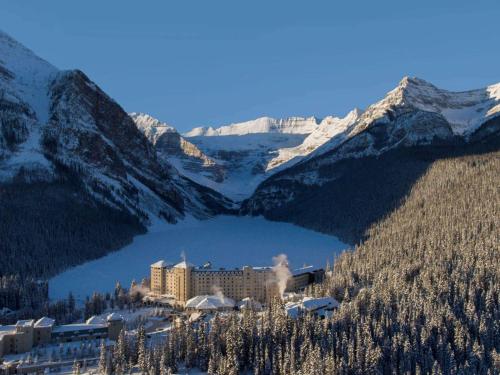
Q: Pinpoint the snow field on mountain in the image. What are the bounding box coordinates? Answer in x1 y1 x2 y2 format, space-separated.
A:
49 216 347 302
0 30 57 123
186 133 309 200
183 116 319 137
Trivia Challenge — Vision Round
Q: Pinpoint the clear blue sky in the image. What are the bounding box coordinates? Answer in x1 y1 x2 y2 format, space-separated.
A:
1 1 498 132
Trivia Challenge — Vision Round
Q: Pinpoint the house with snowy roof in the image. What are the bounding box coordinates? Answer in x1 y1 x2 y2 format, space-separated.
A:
285 296 340 319
185 295 236 313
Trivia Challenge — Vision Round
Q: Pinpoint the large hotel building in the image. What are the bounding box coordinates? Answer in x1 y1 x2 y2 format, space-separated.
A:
150 260 324 305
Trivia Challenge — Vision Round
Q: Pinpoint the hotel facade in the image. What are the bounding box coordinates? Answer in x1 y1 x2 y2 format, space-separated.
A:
150 260 324 305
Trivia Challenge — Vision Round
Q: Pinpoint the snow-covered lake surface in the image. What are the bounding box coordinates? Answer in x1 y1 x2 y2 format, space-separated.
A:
49 216 347 301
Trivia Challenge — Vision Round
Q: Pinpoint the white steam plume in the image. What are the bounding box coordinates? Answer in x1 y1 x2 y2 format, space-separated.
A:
211 285 225 303
130 284 150 296
272 254 292 299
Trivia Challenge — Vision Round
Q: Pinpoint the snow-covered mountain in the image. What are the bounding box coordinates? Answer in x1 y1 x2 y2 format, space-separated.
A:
184 131 309 200
182 116 327 200
242 77 500 242
184 116 320 137
246 77 500 187
178 113 370 200
129 112 177 141
133 114 356 201
266 108 363 171
352 76 500 137
0 30 232 224
137 77 499 202
131 112 225 186
0 30 57 175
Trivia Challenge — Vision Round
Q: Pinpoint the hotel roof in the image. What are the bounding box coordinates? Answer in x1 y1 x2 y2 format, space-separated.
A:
301 296 339 311
292 265 323 276
151 260 171 268
106 312 124 322
185 295 235 310
15 319 34 328
34 317 55 328
0 325 16 338
86 315 106 325
285 296 339 318
174 260 195 269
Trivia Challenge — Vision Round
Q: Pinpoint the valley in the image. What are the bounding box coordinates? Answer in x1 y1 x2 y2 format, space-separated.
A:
1 26 498 290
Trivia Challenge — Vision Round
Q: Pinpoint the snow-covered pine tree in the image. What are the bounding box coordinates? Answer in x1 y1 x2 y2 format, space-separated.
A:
185 322 196 369
98 341 107 375
196 321 209 371
137 325 148 374
113 329 127 375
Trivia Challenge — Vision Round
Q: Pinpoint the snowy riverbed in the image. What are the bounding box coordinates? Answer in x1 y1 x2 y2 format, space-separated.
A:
49 216 347 301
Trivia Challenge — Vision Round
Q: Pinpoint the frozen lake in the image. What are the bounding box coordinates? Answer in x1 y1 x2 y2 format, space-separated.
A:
49 216 348 301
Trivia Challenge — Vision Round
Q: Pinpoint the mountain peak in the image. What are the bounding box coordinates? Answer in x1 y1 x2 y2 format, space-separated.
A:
393 76 443 101
351 75 500 140
487 82 500 100
347 107 363 119
0 29 58 123
398 76 433 88
130 112 176 131
0 29 57 78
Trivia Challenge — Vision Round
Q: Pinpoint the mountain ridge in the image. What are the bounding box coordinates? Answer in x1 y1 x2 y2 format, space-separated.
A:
183 116 321 137
249 76 500 186
134 76 499 202
241 77 500 243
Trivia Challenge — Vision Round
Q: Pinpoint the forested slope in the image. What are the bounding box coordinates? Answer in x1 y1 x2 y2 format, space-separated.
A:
0 178 145 279
318 147 500 373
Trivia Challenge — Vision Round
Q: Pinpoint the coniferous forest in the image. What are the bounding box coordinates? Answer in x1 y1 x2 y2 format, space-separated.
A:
97 149 499 374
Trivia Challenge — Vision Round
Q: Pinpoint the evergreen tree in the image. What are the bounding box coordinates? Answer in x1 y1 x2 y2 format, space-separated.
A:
98 341 107 375
113 329 127 375
137 325 148 375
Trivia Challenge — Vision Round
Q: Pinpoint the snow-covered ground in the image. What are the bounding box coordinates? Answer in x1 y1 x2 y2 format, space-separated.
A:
49 216 347 301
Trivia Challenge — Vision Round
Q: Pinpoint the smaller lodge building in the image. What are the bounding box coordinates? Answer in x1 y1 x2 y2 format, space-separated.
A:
0 313 124 357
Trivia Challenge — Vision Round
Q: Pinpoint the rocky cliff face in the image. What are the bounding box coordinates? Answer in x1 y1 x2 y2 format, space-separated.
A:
0 30 233 278
0 30 232 224
131 113 225 184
